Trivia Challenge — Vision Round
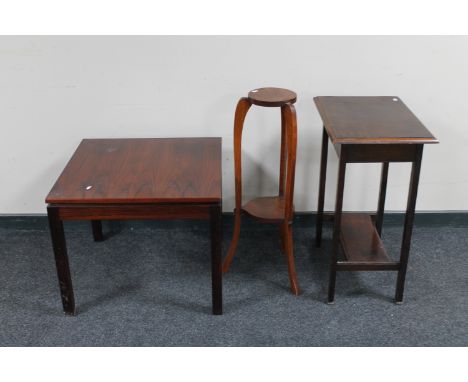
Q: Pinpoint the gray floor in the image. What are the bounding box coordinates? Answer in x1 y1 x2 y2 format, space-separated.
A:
0 217 466 346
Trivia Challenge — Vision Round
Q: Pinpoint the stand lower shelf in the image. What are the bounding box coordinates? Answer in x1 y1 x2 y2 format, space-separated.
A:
241 196 289 223
337 213 400 271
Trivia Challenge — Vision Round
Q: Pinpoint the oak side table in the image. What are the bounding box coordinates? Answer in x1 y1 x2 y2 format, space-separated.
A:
45 138 223 315
314 96 438 303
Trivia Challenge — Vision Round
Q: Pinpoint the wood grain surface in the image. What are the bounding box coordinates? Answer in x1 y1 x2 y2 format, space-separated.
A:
46 138 222 204
248 87 297 107
314 96 438 144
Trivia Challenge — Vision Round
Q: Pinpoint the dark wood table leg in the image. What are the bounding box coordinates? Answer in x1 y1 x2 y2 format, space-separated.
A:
375 162 389 236
210 204 223 315
316 127 329 247
328 149 347 304
91 220 104 242
395 145 423 303
47 206 76 315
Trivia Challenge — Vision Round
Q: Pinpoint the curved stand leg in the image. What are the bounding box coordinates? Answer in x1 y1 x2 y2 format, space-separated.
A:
283 222 300 295
282 104 297 218
279 223 287 253
279 108 287 197
278 107 289 254
281 104 299 295
222 97 251 273
222 208 241 273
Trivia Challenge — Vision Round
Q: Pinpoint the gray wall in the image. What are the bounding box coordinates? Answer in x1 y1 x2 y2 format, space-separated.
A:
0 36 465 213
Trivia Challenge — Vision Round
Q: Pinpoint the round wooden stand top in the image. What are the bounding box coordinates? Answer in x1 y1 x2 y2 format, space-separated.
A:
248 87 297 107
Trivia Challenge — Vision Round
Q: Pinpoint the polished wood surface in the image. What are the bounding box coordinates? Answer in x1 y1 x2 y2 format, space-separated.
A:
248 87 297 107
223 90 300 295
46 138 222 204
242 196 288 223
314 96 438 144
340 213 390 264
46 137 223 315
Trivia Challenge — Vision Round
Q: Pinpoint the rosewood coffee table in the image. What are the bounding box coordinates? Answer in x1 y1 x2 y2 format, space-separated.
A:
46 137 223 315
314 96 438 303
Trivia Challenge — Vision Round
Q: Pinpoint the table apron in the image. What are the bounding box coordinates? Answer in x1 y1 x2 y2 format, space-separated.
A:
340 143 422 163
48 203 216 221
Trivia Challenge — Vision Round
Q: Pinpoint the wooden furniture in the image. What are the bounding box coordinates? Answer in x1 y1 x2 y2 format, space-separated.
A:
314 96 438 303
222 87 300 295
46 137 223 315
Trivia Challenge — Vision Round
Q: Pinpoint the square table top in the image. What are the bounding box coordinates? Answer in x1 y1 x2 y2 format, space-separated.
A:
314 96 438 145
46 137 222 204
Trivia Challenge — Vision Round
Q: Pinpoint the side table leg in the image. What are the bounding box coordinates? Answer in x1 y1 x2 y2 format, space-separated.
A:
210 204 223 315
47 206 76 315
316 127 329 247
375 162 389 236
91 220 104 242
328 150 347 304
395 146 423 303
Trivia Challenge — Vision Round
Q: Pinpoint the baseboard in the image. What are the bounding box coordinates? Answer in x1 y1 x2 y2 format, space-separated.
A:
1 211 467 231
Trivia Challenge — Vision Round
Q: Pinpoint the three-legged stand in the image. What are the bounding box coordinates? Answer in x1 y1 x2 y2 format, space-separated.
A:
222 88 300 295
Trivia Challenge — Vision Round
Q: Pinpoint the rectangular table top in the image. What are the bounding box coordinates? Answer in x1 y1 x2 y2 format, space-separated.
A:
314 96 438 144
46 137 222 204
